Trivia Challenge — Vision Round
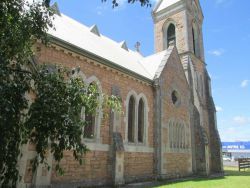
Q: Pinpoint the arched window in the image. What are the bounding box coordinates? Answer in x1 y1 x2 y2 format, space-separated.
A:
181 124 185 149
168 121 189 151
84 82 97 139
128 96 136 142
167 24 176 47
169 121 173 148
164 23 176 49
138 98 145 143
173 122 177 148
192 27 196 55
192 25 200 57
177 124 181 148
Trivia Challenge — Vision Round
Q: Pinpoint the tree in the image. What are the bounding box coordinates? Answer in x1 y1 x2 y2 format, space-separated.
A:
103 0 152 7
0 0 121 187
0 1 53 186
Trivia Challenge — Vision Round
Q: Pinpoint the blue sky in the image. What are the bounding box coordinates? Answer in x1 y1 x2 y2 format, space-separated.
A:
51 0 250 142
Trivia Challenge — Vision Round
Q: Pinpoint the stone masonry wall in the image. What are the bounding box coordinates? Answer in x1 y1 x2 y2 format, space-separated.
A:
154 10 188 54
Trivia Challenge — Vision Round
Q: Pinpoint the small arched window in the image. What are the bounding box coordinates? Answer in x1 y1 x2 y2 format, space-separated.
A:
84 82 97 139
164 23 176 49
192 27 196 55
138 98 145 143
192 25 200 57
167 24 176 48
128 96 136 142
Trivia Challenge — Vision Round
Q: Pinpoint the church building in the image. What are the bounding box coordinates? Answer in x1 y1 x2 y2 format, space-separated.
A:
18 0 223 187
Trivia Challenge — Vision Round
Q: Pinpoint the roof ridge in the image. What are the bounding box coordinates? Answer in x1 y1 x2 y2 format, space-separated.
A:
49 13 159 80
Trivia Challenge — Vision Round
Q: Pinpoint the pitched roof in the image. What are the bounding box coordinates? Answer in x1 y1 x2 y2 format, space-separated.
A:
48 14 172 81
153 0 181 13
139 50 169 79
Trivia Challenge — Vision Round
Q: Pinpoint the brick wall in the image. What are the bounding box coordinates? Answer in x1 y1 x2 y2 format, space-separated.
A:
23 43 156 186
159 47 193 176
163 153 192 177
124 152 154 182
51 151 112 185
35 43 155 147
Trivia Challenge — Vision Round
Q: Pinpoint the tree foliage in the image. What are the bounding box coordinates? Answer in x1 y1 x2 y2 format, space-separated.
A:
25 65 121 175
0 0 53 186
102 0 152 8
0 0 121 187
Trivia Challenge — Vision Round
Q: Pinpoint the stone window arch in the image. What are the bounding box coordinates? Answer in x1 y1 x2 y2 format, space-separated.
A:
178 123 182 148
176 123 179 148
83 76 103 142
168 120 189 151
137 94 149 145
169 121 173 148
125 91 149 145
181 124 185 149
138 98 145 143
71 72 103 143
71 70 86 81
174 122 178 148
128 95 136 143
192 22 200 58
163 22 176 49
84 82 97 139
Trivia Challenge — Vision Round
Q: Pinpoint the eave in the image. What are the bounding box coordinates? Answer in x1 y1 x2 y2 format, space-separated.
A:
48 34 153 85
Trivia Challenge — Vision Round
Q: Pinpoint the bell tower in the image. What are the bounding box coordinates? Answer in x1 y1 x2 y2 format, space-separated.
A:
152 0 205 61
152 0 223 176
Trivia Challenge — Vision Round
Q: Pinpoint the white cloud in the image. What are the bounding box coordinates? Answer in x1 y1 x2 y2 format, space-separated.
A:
233 116 250 125
241 80 249 88
96 0 127 14
215 0 227 4
96 5 107 15
117 0 126 6
215 0 232 6
208 49 225 56
216 106 223 112
219 125 250 142
151 0 159 4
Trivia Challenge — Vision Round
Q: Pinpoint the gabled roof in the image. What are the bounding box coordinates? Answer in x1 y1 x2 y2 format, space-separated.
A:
48 14 173 81
139 49 170 79
153 0 182 13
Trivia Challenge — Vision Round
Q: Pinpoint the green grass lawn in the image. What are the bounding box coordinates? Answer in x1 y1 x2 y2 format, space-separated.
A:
155 167 250 188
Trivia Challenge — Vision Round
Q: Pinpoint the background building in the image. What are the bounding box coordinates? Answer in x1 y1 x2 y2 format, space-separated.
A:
222 142 250 160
